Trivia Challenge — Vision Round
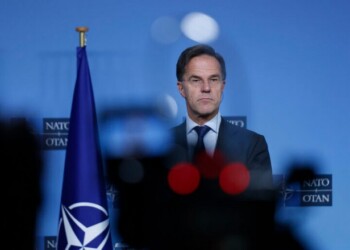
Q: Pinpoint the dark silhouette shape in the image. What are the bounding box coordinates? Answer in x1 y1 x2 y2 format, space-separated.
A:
0 118 42 249
107 153 313 250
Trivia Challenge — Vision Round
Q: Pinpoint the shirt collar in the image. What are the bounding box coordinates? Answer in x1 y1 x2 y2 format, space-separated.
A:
186 113 221 134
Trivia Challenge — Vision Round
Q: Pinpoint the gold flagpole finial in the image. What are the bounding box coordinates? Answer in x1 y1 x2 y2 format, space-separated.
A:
75 27 89 47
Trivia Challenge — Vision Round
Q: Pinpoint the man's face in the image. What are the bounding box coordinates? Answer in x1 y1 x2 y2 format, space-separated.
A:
177 55 225 124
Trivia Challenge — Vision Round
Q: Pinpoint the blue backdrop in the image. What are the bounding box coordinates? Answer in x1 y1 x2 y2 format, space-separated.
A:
1 1 349 249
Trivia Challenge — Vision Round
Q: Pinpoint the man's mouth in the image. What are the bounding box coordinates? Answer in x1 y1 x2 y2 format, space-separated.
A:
198 98 212 102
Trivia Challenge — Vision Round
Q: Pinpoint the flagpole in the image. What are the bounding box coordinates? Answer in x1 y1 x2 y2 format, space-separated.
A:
75 26 89 47
56 27 113 249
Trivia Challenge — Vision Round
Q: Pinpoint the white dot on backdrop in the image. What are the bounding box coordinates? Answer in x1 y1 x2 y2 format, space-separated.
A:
156 94 178 119
151 16 181 44
164 94 178 118
181 12 219 43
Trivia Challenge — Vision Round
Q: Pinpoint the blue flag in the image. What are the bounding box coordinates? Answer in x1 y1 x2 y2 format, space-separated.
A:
57 47 113 249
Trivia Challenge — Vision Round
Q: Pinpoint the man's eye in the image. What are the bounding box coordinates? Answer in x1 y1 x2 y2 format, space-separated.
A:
191 79 200 83
211 78 219 82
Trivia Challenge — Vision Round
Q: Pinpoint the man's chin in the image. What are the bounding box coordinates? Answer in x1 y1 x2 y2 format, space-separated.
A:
196 109 216 119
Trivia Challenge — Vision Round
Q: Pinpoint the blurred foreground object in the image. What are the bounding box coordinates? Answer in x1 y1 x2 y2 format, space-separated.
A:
0 118 42 248
103 107 310 250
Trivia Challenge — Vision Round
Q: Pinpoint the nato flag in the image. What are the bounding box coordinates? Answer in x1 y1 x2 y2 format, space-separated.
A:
56 47 113 249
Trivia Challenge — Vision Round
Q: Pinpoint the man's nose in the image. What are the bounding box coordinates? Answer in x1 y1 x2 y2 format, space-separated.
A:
201 80 211 91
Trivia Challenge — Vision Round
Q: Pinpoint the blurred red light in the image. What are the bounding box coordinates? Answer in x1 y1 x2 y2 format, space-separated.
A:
167 163 200 195
219 162 250 195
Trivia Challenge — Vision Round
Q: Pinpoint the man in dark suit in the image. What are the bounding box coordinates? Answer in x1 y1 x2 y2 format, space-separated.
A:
108 45 305 250
172 44 273 193
150 44 279 250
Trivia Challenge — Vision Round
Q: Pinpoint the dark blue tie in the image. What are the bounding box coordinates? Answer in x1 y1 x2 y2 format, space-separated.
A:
193 125 211 157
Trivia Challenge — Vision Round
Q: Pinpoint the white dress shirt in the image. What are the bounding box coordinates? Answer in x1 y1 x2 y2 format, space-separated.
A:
186 113 222 157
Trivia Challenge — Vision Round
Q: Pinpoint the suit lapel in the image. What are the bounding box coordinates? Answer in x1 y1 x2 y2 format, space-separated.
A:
172 121 192 161
215 118 229 154
215 118 240 162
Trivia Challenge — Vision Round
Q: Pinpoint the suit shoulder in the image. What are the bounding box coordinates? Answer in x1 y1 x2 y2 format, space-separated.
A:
171 121 185 132
221 119 265 139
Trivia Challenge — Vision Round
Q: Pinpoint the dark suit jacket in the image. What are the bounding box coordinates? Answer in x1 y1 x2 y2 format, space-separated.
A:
111 118 278 250
171 117 273 193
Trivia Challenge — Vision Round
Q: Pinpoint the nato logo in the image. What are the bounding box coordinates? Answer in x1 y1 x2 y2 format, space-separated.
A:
57 202 111 249
224 116 247 129
42 118 69 149
44 236 56 250
275 174 332 207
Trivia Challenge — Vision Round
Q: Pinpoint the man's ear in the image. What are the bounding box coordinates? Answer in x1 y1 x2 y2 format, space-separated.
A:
177 81 186 98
